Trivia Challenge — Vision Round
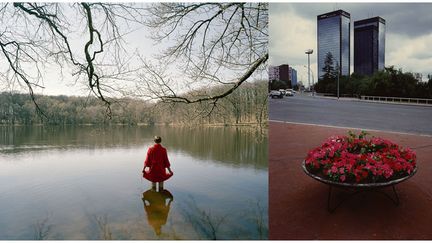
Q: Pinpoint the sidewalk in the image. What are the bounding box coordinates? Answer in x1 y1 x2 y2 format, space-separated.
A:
269 121 432 240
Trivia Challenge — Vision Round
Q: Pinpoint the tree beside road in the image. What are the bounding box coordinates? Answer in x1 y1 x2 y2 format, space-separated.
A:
314 52 432 99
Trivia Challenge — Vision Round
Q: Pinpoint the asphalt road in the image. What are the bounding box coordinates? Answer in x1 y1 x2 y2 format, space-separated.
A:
269 94 432 135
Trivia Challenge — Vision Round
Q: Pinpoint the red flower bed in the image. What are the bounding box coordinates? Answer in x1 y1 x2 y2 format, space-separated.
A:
305 131 417 183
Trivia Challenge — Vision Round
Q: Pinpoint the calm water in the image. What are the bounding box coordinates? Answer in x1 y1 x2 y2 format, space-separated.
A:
0 125 267 240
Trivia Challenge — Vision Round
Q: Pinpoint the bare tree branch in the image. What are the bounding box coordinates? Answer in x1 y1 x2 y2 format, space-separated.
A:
0 40 47 117
0 3 149 118
138 3 268 107
158 53 268 104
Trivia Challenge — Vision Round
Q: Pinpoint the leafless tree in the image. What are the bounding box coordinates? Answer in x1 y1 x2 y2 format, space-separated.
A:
0 3 146 117
136 3 268 110
1 3 268 118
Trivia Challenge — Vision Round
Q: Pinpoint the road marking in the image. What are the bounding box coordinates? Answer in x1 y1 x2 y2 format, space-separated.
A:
269 120 432 138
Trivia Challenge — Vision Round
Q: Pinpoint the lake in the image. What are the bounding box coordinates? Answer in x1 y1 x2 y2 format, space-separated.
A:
0 125 268 240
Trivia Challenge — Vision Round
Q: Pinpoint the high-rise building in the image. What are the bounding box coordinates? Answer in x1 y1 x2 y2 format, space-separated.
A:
289 67 298 87
354 17 385 76
268 64 294 88
278 64 290 83
268 64 290 82
317 10 351 79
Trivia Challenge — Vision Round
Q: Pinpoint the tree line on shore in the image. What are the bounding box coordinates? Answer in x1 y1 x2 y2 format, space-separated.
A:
0 81 267 126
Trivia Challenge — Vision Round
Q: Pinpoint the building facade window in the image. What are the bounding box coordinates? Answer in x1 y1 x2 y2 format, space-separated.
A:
317 10 351 79
354 17 386 76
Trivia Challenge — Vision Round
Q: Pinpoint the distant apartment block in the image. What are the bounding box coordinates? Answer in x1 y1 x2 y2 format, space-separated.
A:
268 65 280 81
269 64 297 87
354 17 386 76
269 64 289 83
317 10 351 79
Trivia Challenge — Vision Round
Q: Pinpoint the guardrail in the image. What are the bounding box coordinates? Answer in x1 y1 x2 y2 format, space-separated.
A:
360 95 432 105
315 93 358 98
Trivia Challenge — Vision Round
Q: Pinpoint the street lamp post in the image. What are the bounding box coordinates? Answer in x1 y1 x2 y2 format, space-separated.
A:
305 49 313 95
303 65 315 95
311 69 315 95
336 61 340 100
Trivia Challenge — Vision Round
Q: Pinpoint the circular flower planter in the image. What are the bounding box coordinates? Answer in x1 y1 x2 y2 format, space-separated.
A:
302 160 417 188
303 131 417 212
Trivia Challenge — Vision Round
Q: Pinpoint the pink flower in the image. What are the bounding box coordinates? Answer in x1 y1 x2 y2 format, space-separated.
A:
331 166 338 173
304 131 416 183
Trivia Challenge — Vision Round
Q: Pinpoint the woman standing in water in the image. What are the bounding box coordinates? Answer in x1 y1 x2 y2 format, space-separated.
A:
142 136 173 191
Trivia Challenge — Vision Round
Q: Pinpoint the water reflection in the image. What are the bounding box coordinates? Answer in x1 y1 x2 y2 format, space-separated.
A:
142 189 174 236
0 125 267 169
14 194 266 240
181 197 228 240
0 125 267 239
33 216 53 240
178 197 268 240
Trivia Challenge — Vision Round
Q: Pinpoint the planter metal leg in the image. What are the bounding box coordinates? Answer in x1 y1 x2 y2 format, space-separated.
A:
381 185 400 206
327 185 400 213
371 185 400 206
393 185 400 206
327 185 361 213
327 185 333 213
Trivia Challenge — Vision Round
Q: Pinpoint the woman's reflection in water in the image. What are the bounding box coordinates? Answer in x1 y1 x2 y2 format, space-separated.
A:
142 188 174 236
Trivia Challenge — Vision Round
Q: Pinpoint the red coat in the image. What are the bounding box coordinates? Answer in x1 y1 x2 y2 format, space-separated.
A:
143 144 173 182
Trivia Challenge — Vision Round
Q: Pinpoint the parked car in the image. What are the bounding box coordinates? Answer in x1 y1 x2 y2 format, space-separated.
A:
278 89 286 96
286 89 296 94
269 90 283 99
286 90 294 96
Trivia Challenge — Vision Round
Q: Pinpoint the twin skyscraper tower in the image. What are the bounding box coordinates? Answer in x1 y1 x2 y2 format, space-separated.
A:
317 10 385 79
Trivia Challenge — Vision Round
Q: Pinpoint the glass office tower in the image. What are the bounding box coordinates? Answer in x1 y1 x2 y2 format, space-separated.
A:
317 10 351 79
354 17 386 76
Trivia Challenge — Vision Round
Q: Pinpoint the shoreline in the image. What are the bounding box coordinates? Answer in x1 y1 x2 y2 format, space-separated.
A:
0 122 268 129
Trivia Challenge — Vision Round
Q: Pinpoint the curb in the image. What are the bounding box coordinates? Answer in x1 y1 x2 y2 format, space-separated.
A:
269 120 432 137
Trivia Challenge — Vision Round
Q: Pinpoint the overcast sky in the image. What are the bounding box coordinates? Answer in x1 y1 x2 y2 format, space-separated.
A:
269 3 432 86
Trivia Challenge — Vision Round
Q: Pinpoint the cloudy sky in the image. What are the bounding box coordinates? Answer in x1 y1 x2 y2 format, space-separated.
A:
269 3 432 86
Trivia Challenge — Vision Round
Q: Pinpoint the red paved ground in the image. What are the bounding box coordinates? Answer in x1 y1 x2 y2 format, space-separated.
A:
269 121 432 240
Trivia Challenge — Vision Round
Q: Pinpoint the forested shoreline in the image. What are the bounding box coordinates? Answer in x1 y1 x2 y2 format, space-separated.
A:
0 81 268 127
